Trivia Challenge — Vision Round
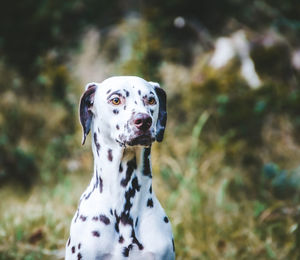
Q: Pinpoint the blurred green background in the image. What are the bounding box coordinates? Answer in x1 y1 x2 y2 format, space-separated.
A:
1 0 300 259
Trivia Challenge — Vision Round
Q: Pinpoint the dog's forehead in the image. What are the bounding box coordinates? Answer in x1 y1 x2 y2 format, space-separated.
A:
100 76 154 94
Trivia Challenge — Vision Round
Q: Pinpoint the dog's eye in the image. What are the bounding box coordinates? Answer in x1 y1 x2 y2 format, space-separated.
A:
148 97 156 105
111 97 121 105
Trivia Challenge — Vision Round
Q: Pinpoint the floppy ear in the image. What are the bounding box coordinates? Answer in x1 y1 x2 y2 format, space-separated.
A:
149 82 167 142
79 83 97 145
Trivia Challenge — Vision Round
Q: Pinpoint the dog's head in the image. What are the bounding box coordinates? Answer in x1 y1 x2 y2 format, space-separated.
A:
79 76 167 147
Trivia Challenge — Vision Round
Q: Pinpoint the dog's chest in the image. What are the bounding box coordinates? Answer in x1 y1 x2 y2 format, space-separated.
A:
66 167 174 260
68 192 173 259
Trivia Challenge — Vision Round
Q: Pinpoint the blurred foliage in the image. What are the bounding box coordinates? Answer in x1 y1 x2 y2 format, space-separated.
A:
0 0 122 186
1 0 300 259
0 58 76 186
0 0 122 76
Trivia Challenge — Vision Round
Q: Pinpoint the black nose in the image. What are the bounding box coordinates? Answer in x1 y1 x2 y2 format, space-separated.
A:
134 113 152 131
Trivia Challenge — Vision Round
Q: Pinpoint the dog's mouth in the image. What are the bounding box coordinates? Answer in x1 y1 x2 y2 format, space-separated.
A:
126 132 155 147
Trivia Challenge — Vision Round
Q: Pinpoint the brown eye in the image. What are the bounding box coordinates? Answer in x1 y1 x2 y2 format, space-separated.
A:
148 97 156 105
111 97 121 105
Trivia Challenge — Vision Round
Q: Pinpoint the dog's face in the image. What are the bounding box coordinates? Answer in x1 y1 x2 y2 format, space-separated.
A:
79 76 167 147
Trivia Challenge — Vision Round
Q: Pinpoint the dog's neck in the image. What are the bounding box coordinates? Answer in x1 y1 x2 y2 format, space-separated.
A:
87 125 153 217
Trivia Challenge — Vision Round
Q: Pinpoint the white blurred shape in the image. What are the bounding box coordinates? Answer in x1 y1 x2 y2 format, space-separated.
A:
210 37 235 68
174 16 186 28
210 30 261 88
292 49 300 70
241 58 261 88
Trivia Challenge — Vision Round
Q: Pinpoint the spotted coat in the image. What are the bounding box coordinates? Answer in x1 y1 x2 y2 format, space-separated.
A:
65 76 174 260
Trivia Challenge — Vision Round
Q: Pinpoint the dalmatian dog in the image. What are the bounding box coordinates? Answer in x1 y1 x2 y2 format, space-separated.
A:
65 76 175 260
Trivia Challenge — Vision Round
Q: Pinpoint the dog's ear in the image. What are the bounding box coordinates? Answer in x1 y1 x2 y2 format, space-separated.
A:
149 82 167 142
79 83 97 145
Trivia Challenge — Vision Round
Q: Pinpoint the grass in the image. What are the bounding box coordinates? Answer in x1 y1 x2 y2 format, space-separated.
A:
0 173 89 260
1 109 300 260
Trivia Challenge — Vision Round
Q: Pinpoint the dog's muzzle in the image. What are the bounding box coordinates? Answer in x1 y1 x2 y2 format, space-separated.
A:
126 113 155 146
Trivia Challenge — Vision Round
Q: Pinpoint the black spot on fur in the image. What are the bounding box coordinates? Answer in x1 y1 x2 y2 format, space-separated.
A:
67 237 71 246
80 215 87 221
123 247 129 257
164 216 169 223
124 105 127 110
78 243 81 249
115 222 119 233
108 149 113 162
100 215 110 225
92 231 100 237
119 235 124 243
99 177 103 193
106 89 111 94
116 124 120 130
147 198 153 208
94 133 101 156
124 89 130 97
124 190 134 213
71 246 75 254
85 170 101 200
120 211 133 226
135 217 138 227
74 210 80 223
110 209 113 215
122 176 141 220
138 90 141 95
119 163 123 173
114 208 135 237
121 157 137 187
142 95 147 106
77 252 82 260
132 176 141 192
149 185 152 194
95 170 99 188
92 216 98 221
116 139 124 147
85 189 93 200
134 101 137 104
131 229 144 250
150 109 154 115
113 109 119 114
172 238 175 252
114 210 120 233
143 148 152 177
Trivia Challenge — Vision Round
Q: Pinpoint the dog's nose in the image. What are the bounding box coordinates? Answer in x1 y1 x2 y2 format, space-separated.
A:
134 113 152 131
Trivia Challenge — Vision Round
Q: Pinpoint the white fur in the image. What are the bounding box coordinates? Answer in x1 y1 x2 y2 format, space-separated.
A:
66 76 175 260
